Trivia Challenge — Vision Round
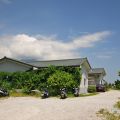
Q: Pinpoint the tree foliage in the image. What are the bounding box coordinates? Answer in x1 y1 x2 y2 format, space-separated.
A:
88 85 96 93
47 71 78 95
118 71 120 76
0 65 81 95
114 80 120 89
114 71 120 90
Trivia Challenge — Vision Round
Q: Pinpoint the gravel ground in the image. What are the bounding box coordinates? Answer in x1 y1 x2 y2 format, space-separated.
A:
0 90 119 120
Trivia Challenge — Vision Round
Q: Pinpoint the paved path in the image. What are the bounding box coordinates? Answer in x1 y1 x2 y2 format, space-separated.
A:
0 90 119 120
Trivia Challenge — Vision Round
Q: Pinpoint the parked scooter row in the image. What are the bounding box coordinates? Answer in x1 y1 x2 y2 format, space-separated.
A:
41 87 79 99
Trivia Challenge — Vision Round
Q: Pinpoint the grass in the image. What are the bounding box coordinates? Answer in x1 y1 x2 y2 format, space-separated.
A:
58 92 99 98
60 92 99 98
1 89 99 98
10 92 98 98
97 100 120 120
43 92 99 99
114 101 120 109
9 91 41 97
79 92 98 97
67 93 74 98
97 108 120 120
10 91 29 97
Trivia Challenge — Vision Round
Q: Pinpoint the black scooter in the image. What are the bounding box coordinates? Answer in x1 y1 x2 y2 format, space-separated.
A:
73 87 79 97
60 88 67 99
0 88 9 97
41 89 49 99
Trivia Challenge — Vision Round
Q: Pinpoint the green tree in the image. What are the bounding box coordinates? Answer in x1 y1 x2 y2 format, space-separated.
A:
114 71 120 90
47 71 78 95
57 66 81 84
118 71 120 76
0 65 81 95
0 72 12 90
114 80 120 89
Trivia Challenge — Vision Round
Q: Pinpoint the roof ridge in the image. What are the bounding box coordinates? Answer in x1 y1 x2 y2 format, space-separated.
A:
28 57 87 62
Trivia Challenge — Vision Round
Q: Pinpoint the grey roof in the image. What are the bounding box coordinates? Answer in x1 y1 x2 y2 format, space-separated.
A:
27 58 89 68
0 56 34 67
89 68 106 75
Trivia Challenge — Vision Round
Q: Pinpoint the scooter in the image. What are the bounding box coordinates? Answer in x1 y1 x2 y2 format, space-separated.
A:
60 88 67 99
73 87 79 97
0 88 9 97
41 89 49 99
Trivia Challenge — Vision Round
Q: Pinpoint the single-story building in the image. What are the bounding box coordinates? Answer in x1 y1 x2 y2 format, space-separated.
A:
0 56 106 94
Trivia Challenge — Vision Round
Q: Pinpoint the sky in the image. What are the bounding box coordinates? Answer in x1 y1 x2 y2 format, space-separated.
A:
0 0 120 83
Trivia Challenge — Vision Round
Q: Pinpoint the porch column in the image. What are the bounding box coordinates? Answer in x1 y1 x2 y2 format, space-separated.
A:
99 74 104 84
79 66 88 94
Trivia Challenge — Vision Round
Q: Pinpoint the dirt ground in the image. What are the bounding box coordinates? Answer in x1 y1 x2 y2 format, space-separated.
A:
0 90 119 120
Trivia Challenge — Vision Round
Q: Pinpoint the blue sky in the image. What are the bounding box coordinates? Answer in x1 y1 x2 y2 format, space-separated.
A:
0 0 120 83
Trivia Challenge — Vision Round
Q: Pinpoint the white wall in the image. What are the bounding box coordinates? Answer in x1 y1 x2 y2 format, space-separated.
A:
79 65 88 94
99 74 104 84
0 60 32 72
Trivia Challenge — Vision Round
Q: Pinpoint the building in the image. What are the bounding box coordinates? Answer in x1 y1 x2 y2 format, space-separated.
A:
88 68 106 86
0 56 106 94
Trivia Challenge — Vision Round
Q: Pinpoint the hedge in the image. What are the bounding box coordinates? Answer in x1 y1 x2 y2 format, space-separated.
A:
88 85 96 93
0 65 81 95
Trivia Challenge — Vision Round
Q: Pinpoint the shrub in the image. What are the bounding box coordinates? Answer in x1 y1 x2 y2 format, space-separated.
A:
114 80 120 89
11 72 30 89
0 72 12 90
10 89 27 97
114 72 120 90
88 85 96 93
57 66 81 84
47 71 78 96
97 108 120 120
22 87 31 94
114 101 120 109
0 65 81 96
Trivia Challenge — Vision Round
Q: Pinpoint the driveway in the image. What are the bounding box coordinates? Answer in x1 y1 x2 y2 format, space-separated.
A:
0 90 119 120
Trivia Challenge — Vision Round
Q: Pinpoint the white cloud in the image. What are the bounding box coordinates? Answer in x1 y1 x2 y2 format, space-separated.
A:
0 31 111 60
72 31 111 48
